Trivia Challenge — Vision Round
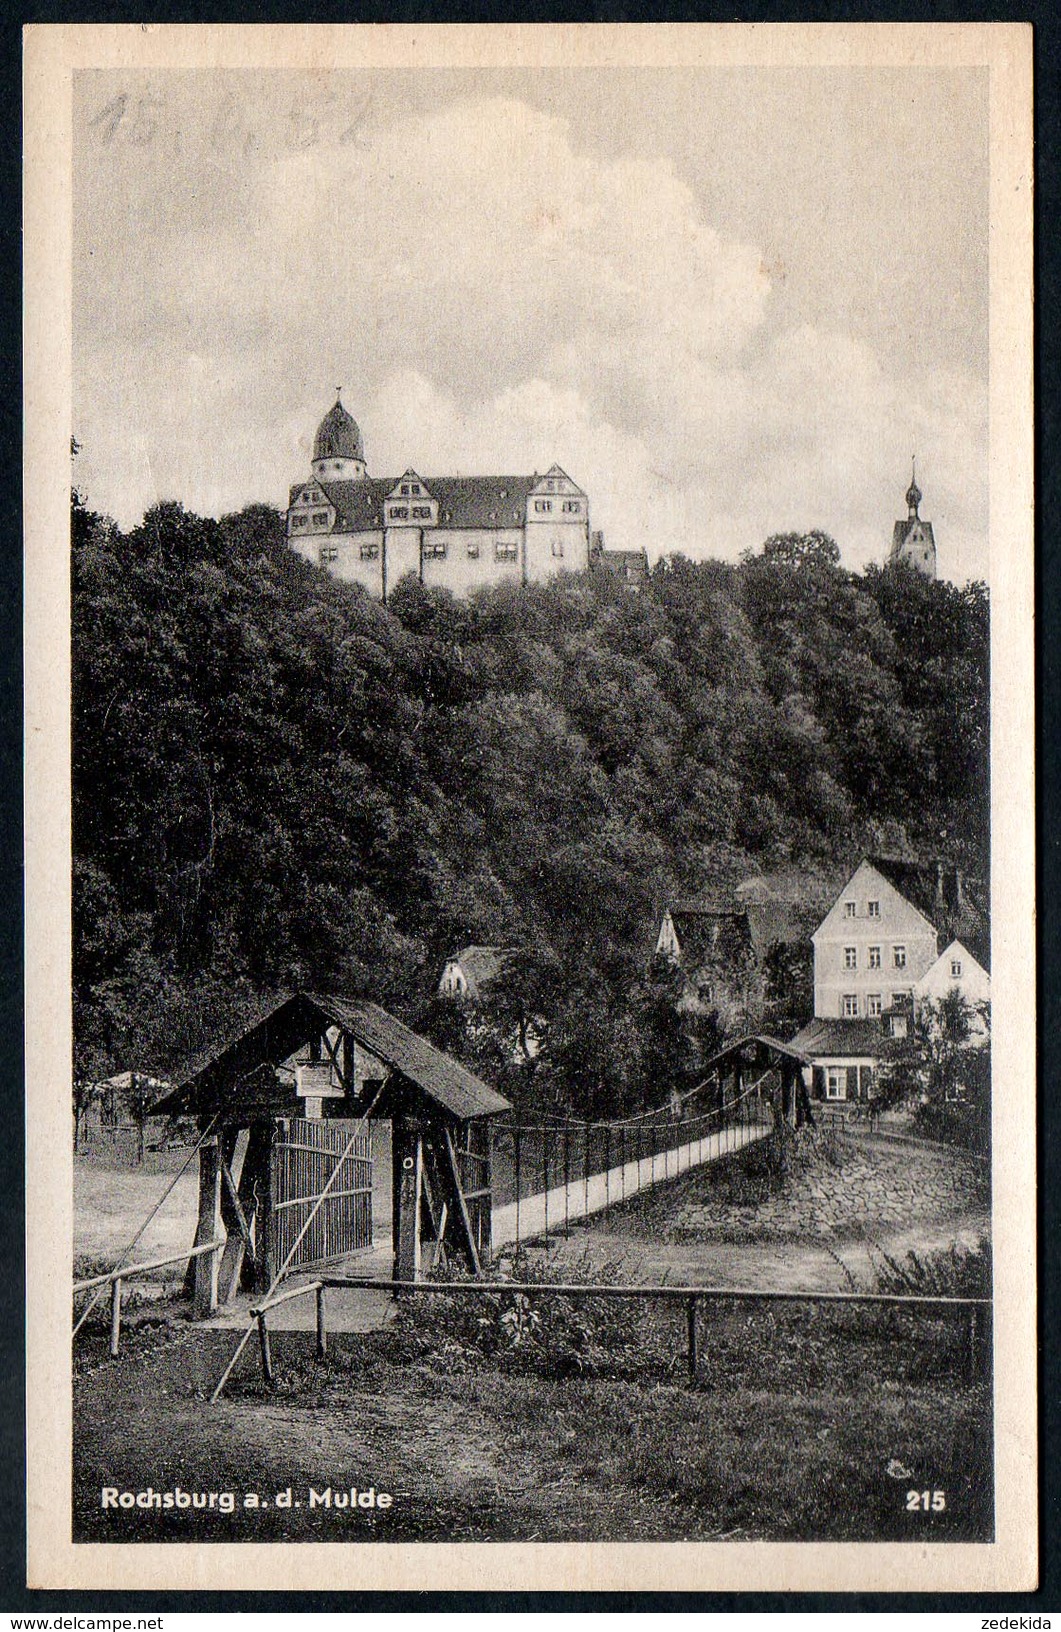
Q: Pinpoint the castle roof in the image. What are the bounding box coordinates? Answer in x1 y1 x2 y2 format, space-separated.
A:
301 474 545 533
313 399 365 464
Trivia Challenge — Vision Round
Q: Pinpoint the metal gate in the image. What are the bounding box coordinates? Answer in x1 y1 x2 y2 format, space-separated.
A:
270 1118 373 1269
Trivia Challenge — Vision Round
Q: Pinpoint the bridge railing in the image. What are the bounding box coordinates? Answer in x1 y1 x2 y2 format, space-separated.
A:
486 1071 774 1246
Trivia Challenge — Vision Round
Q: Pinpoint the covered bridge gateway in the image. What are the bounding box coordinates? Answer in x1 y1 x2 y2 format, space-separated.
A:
155 990 510 1315
699 1033 816 1128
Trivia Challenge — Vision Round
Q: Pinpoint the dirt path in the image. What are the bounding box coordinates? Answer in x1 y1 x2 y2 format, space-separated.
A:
528 1207 990 1292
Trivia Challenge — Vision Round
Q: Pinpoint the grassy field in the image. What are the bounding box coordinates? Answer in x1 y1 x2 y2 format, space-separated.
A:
74 1293 991 1544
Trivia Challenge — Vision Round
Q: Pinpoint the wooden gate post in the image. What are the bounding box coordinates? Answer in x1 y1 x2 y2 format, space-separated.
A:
192 1135 222 1317
393 1116 424 1283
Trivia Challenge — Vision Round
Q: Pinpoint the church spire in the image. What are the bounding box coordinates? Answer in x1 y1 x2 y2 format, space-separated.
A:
906 455 922 519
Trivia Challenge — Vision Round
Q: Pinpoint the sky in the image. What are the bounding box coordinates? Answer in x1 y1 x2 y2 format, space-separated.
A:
72 65 989 581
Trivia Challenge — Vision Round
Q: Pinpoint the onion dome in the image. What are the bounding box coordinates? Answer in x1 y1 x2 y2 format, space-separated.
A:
313 397 365 465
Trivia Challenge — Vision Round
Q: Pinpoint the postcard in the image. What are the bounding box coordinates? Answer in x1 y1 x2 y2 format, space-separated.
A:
24 21 1035 1593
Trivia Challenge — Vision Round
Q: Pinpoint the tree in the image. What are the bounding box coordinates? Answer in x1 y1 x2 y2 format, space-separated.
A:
755 530 842 570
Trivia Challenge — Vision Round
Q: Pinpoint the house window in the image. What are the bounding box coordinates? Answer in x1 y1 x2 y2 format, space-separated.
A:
950 958 963 978
495 541 518 561
826 1067 847 1101
534 499 553 514
867 993 882 1017
844 947 857 970
562 500 581 513
400 484 411 496
891 992 909 1009
319 545 338 563
551 539 564 557
844 901 856 918
312 511 329 526
842 994 859 1018
467 543 480 559
868 900 881 918
697 983 713 1004
412 506 431 519
893 946 907 969
359 543 379 561
868 946 882 969
423 540 447 559
890 1014 909 1039
291 514 308 529
389 506 409 522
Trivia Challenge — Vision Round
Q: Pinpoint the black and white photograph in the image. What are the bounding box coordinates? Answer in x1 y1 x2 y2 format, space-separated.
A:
24 21 1035 1594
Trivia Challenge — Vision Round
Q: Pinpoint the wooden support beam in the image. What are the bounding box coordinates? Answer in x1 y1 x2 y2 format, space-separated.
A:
393 1117 424 1283
442 1125 481 1276
218 1122 272 1301
191 1137 222 1317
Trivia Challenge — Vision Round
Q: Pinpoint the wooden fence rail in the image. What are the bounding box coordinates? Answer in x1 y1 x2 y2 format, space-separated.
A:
238 1273 993 1395
73 1239 224 1358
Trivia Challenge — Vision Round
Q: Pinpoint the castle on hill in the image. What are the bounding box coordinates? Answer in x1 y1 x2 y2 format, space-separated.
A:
286 396 644 599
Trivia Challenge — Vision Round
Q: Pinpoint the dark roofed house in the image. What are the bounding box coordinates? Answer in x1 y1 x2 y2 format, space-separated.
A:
438 945 509 1002
653 896 804 1028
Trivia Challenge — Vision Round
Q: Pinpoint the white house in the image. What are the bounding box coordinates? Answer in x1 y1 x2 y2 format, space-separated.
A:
792 857 988 1102
914 939 991 1041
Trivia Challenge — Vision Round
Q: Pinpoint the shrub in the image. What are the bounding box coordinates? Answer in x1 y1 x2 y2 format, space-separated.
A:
386 1252 662 1380
868 1234 991 1299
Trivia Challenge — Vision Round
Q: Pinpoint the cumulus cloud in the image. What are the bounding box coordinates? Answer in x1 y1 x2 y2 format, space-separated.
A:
73 85 988 581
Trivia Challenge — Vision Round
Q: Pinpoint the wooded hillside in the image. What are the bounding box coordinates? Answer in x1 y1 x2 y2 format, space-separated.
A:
72 499 988 1115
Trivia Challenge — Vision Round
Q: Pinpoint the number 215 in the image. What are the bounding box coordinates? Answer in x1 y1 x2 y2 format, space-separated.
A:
906 1489 946 1511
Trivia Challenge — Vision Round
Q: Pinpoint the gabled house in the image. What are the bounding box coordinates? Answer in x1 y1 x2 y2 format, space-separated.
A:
438 945 508 1001
792 856 988 1102
653 897 802 1028
914 939 991 1042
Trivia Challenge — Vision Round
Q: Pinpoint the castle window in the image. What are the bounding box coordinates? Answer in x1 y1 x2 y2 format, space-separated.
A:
867 993 883 1017
423 540 447 559
495 541 518 562
893 946 907 969
844 947 857 969
842 994 859 1017
534 500 553 514
868 900 880 918
359 543 379 560
319 545 338 563
868 946 882 969
552 539 564 558
844 901 856 918
950 958 963 978
467 543 480 559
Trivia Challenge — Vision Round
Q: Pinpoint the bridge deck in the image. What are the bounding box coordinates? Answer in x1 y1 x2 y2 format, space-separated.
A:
492 1118 772 1247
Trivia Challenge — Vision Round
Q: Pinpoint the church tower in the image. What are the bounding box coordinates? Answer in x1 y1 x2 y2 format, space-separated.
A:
888 460 937 578
311 395 367 483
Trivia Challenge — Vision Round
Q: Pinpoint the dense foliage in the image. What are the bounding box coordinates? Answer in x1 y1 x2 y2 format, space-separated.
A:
72 499 989 1115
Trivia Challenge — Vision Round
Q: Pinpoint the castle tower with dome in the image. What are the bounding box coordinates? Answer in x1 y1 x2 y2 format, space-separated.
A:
888 461 937 579
286 395 593 601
